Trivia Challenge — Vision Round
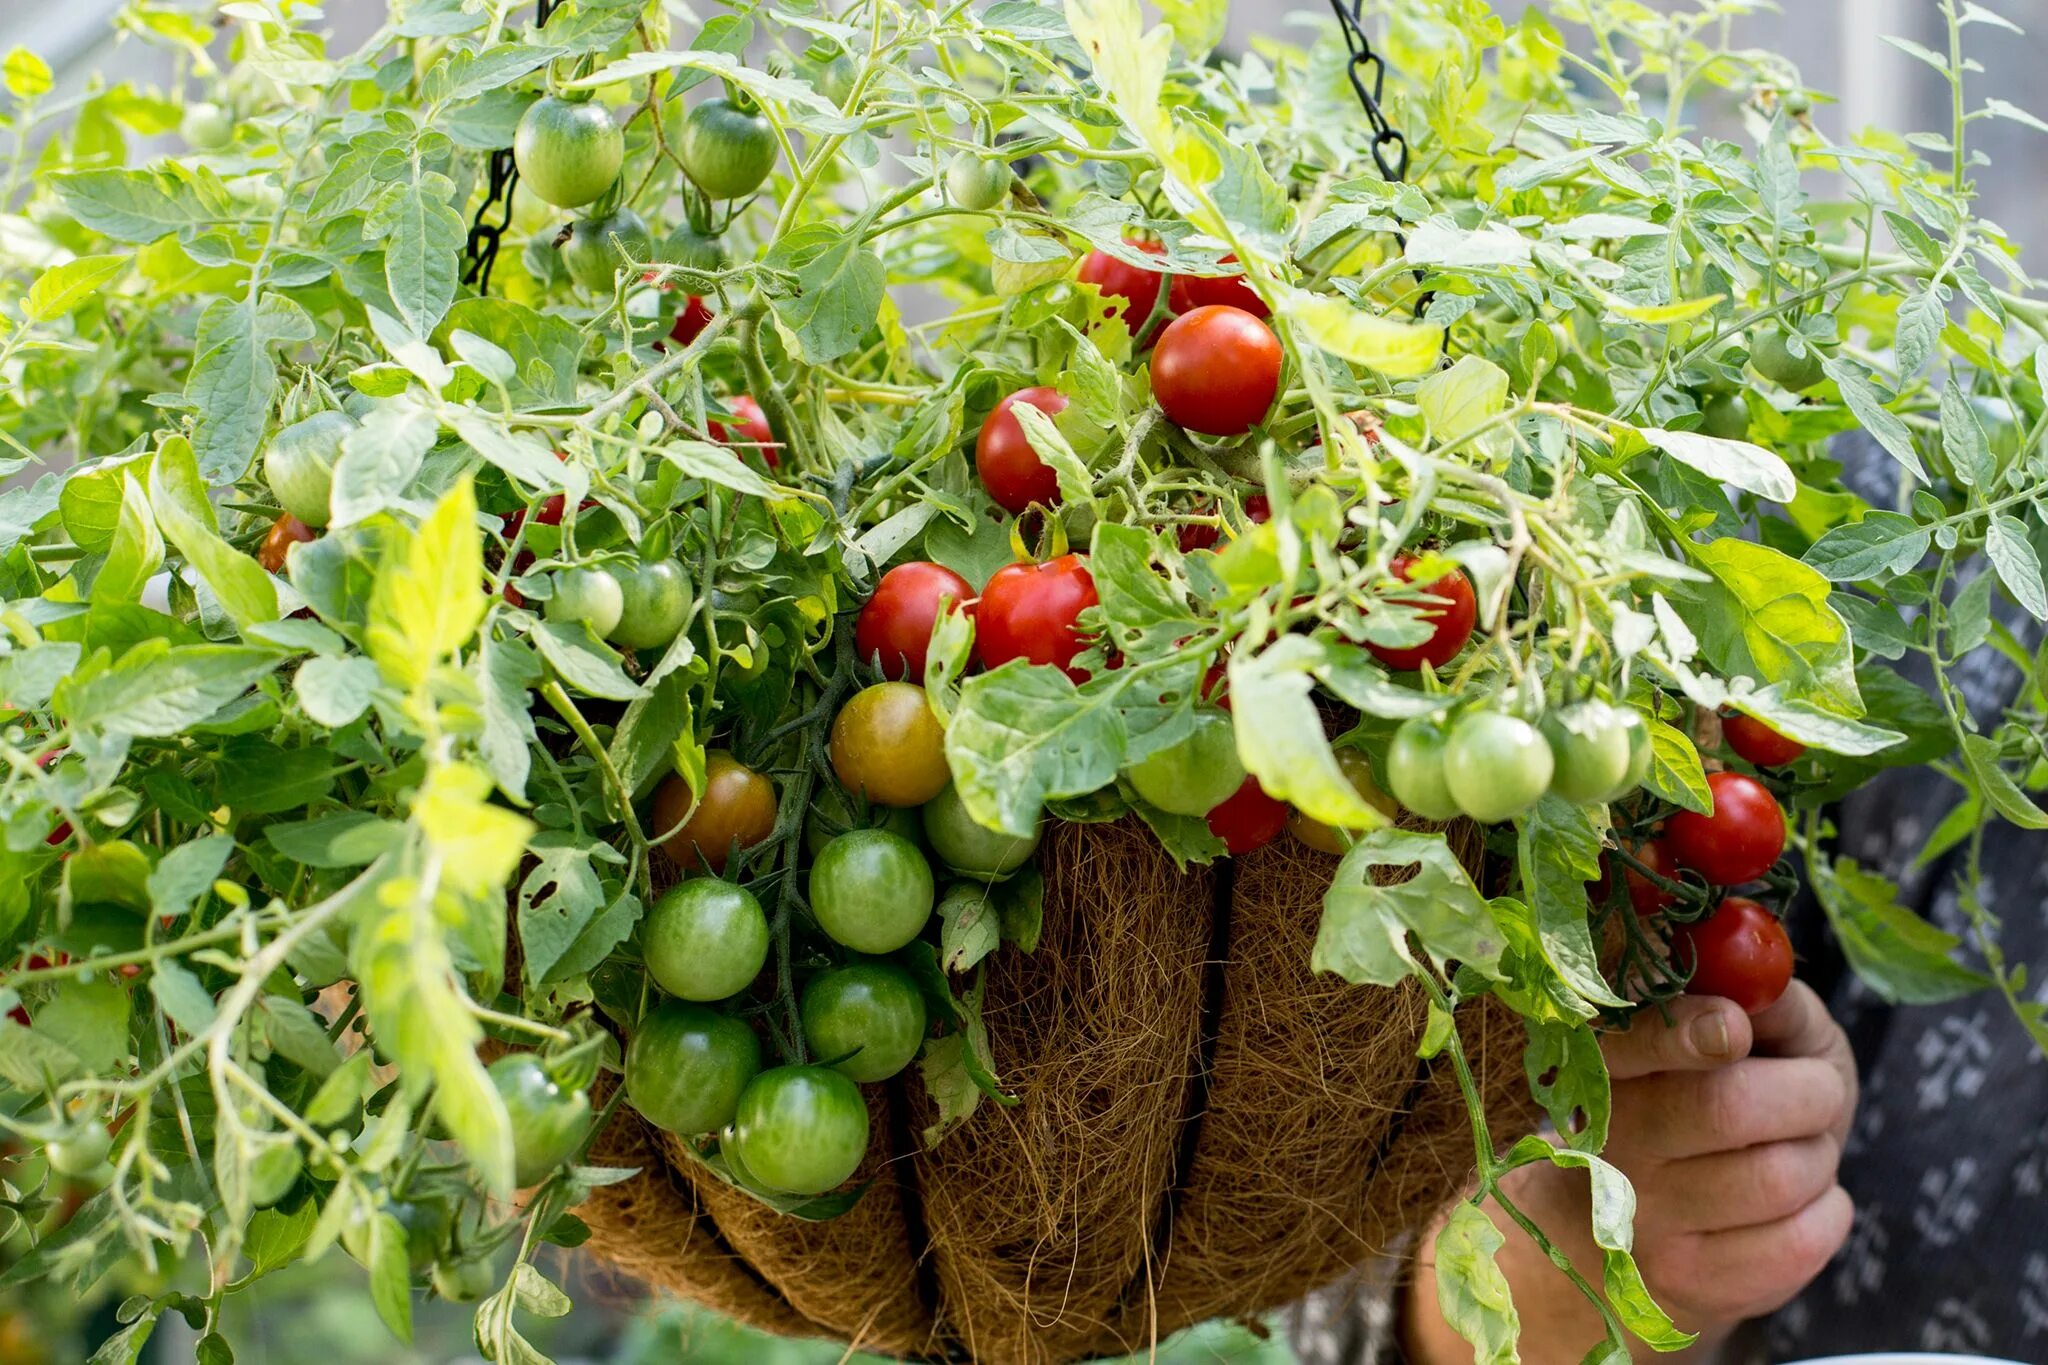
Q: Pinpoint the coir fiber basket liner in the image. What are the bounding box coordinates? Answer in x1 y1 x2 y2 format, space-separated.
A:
576 817 1534 1364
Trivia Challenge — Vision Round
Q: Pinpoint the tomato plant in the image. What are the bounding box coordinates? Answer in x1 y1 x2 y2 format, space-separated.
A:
1723 711 1808 767
1124 711 1245 817
1442 712 1554 825
976 386 1069 513
513 95 624 209
263 409 353 528
608 557 693 650
974 554 1097 678
1076 238 1167 323
1663 772 1788 888
488 1055 592 1187
922 783 1041 878
830 681 950 808
1149 305 1282 436
1205 777 1289 856
652 753 779 873
1675 897 1795 1014
711 394 778 464
1167 256 1269 318
679 95 779 199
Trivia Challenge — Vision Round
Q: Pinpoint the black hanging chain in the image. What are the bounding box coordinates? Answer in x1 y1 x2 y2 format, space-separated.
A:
462 0 560 295
1327 0 1409 185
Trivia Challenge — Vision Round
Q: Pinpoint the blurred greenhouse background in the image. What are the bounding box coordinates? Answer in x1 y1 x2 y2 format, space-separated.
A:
4 0 2047 1361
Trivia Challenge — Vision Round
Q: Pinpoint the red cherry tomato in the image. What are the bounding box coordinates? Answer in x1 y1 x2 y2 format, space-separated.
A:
856 561 974 682
1722 712 1807 767
975 386 1069 514
256 513 317 573
1205 776 1288 855
1077 239 1167 323
1149 305 1282 436
974 554 1097 680
1675 896 1794 1014
1365 556 1478 673
1663 771 1787 887
1167 255 1270 318
711 395 779 467
669 294 714 348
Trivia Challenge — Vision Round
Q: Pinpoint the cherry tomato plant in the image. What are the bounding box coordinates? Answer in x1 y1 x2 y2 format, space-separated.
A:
0 0 2041 1362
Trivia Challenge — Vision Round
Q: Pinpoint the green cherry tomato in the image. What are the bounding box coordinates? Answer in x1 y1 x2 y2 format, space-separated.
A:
626 1002 761 1136
808 829 935 953
663 224 730 274
1442 712 1555 824
922 783 1041 879
390 1199 453 1273
1541 701 1634 805
181 101 233 150
46 1123 110 1177
1750 330 1827 391
945 150 1011 211
263 410 354 528
679 97 779 200
730 1065 871 1195
1613 708 1654 798
1699 392 1749 439
1386 718 1462 822
545 566 624 638
801 963 927 1083
641 878 770 1001
562 207 654 293
486 1054 590 1187
608 558 693 651
1123 711 1245 817
432 1256 496 1303
514 95 624 210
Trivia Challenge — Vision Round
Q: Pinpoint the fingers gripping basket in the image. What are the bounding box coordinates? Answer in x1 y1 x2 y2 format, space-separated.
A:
577 818 1534 1363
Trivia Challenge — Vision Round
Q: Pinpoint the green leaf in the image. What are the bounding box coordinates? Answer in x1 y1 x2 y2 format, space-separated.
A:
53 166 231 242
1524 1015 1611 1151
1808 855 1990 1004
35 976 131 1075
3 46 53 98
265 812 406 869
331 395 438 526
1516 797 1628 1010
1803 511 1930 581
54 640 284 738
364 1211 415 1343
1641 716 1711 814
766 221 885 364
1961 733 2048 829
1313 828 1502 986
1638 427 1795 503
516 834 608 987
1986 514 2048 621
25 253 128 321
148 436 280 630
475 634 539 804
1230 638 1394 828
1940 381 1995 490
1821 358 1927 481
1686 537 1861 715
365 170 466 336
187 292 315 483
1281 288 1444 379
1420 356 1512 460
149 959 218 1035
259 993 341 1078
1432 1202 1520 1365
365 476 486 687
295 655 379 726
532 621 642 701
91 474 163 607
146 835 230 921
946 663 1127 837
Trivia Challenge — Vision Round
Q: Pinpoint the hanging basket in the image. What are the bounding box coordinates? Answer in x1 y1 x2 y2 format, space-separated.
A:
575 818 1533 1364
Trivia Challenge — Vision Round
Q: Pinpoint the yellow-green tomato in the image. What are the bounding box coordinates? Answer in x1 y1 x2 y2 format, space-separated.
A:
1442 712 1555 824
641 878 769 1001
921 783 1040 879
800 963 927 1083
263 410 354 528
1123 711 1244 817
513 95 624 210
1386 718 1461 822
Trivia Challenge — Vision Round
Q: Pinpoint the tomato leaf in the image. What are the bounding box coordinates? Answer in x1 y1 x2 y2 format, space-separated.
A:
946 662 1128 837
1515 797 1628 1010
1431 1201 1521 1365
1314 827 1502 986
1807 854 1990 1004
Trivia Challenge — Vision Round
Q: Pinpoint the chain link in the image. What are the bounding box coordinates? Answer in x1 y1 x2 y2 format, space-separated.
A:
1327 0 1410 184
462 0 559 295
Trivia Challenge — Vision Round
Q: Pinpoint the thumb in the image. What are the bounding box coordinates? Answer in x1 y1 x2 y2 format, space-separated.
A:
1601 995 1753 1081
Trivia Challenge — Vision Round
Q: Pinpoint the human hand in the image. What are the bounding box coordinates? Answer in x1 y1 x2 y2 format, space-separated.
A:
1404 982 1859 1365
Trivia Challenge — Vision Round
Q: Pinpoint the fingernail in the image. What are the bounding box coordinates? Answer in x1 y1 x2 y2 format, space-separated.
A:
1690 1011 1731 1059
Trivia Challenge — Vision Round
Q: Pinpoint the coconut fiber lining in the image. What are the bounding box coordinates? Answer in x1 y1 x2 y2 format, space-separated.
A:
574 817 1537 1363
